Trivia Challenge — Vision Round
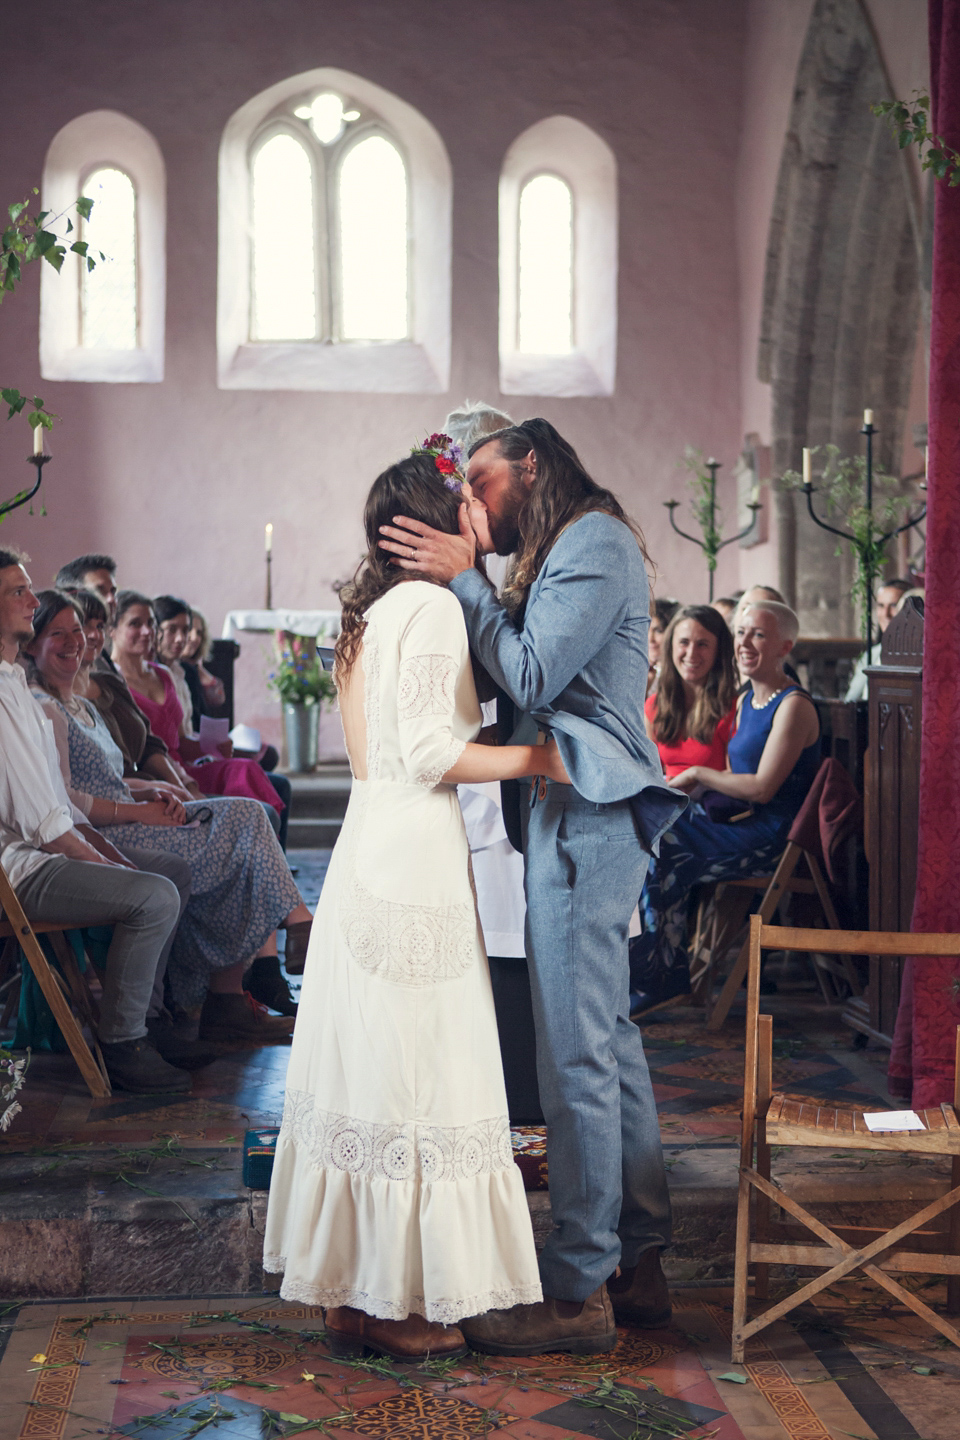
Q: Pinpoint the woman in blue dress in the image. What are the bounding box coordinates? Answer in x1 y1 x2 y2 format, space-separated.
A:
25 590 312 1044
630 600 820 1012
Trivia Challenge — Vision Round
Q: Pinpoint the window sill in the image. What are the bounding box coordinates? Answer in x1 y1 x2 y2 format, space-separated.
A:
40 347 163 384
500 350 613 398
219 339 446 393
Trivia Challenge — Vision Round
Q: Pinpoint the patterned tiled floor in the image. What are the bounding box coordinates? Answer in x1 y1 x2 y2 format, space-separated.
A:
0 1283 954 1440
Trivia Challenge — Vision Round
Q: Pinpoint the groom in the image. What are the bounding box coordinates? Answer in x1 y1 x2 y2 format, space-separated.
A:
379 419 685 1354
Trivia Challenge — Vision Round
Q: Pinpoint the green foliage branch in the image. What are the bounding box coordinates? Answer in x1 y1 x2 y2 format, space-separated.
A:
268 631 337 707
781 444 914 638
873 90 960 186
680 446 722 573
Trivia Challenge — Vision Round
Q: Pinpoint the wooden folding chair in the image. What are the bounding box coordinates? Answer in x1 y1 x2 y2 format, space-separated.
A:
0 866 111 1099
702 839 860 1030
732 914 960 1361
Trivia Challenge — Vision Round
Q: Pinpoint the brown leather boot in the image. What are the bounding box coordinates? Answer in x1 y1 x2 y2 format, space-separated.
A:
460 1286 616 1356
607 1247 671 1327
324 1306 467 1361
198 991 295 1044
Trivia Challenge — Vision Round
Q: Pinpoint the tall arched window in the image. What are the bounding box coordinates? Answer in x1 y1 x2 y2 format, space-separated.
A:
79 166 138 350
218 68 450 393
500 117 617 397
517 174 573 355
40 110 165 383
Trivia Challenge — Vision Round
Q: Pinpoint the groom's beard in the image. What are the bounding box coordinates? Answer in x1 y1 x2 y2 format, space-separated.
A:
488 474 528 556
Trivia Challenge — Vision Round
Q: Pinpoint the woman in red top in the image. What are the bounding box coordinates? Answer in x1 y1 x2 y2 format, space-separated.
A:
645 604 737 777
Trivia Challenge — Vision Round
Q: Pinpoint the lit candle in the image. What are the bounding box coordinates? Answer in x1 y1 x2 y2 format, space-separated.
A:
750 481 761 504
33 423 43 457
863 408 874 427
802 448 811 487
265 523 273 554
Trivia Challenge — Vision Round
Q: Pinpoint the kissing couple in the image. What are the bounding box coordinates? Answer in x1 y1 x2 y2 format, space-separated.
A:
263 417 684 1359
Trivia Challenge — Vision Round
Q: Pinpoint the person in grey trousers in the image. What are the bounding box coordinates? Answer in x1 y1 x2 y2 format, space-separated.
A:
379 418 685 1355
0 548 194 1095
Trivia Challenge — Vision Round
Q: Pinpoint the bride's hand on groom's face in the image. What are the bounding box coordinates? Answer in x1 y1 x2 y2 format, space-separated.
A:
378 503 477 582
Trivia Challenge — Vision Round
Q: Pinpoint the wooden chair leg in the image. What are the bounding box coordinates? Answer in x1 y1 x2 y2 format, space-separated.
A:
708 845 804 1031
754 1014 773 1302
733 915 765 1362
950 1027 960 1315
702 888 756 1024
48 931 101 1029
806 853 862 997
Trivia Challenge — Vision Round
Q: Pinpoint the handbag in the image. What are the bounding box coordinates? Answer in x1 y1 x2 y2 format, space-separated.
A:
701 789 755 824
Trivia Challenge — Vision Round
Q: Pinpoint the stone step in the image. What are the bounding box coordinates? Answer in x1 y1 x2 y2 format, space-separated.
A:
286 766 352 847
0 1141 950 1298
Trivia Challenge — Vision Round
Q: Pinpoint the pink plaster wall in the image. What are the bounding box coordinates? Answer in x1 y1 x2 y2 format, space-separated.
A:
734 0 929 593
0 0 748 739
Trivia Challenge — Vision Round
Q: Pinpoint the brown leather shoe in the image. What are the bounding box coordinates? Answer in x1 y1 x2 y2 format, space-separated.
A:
324 1306 467 1361
198 991 295 1044
607 1247 671 1327
461 1286 616 1356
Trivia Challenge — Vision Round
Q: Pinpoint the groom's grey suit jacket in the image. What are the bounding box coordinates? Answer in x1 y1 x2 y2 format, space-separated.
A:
449 511 686 856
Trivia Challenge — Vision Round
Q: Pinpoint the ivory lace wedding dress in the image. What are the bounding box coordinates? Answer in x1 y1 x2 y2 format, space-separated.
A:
263 581 542 1322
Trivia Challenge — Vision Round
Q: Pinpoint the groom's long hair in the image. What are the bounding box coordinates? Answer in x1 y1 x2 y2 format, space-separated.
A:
335 454 465 677
469 418 649 614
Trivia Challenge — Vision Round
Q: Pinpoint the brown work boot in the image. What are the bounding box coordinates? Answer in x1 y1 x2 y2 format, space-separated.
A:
324 1306 467 1361
607 1247 671 1327
461 1286 616 1356
198 991 295 1044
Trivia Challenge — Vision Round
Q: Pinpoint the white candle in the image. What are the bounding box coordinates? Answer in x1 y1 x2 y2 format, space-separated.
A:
751 481 761 504
802 448 811 486
33 423 43 457
863 408 874 427
265 523 273 554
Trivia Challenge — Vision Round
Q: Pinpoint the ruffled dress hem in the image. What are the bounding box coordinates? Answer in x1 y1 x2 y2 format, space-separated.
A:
260 1269 543 1324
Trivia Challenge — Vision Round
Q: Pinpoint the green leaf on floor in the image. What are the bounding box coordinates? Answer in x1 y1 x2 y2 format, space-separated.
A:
717 1370 749 1383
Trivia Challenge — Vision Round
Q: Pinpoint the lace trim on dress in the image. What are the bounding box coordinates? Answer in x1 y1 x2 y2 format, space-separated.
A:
339 786 476 985
280 1089 515 1181
361 621 381 781
398 654 458 720
414 735 466 790
260 1269 543 1324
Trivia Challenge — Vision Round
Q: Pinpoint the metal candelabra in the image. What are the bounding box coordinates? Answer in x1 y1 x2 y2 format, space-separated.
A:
664 458 761 602
0 451 51 522
801 417 926 652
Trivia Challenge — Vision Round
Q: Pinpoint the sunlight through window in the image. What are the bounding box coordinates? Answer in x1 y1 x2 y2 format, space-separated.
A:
517 174 573 354
251 134 317 341
339 136 408 341
80 167 138 349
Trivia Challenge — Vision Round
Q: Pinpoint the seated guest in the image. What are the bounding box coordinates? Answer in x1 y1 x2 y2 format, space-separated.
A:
647 596 679 695
54 554 118 635
630 601 820 1012
711 596 737 624
110 591 284 817
182 607 225 721
645 605 737 778
844 577 913 701
154 594 291 849
0 551 191 1093
25 590 311 1036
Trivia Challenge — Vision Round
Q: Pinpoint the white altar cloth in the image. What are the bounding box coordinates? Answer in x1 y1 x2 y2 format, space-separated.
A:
221 609 340 641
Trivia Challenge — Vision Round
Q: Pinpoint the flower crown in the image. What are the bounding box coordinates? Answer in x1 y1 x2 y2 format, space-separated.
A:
412 432 464 492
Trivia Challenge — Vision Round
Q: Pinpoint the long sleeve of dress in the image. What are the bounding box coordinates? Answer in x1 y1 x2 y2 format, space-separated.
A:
396 587 469 789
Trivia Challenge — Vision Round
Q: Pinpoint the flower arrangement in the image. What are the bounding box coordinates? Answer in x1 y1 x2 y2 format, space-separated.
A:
1 1049 29 1132
412 432 464 491
268 632 337 707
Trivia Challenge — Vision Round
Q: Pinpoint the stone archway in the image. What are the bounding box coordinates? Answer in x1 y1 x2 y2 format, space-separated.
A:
759 0 922 634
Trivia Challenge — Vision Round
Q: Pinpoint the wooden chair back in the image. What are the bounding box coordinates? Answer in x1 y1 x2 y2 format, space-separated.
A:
0 865 110 1098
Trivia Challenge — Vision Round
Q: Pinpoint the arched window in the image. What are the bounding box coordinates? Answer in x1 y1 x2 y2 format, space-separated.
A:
500 117 617 397
79 166 138 350
517 174 573 354
219 69 449 392
40 110 165 383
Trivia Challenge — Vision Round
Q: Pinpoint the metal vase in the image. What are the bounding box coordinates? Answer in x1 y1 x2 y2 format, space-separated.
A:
283 700 319 772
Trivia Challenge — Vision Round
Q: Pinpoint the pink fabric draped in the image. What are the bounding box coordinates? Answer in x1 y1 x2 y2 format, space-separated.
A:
889 0 960 1106
130 664 283 813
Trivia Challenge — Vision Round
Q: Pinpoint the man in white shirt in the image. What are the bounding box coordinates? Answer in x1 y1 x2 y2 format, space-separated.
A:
0 548 189 1094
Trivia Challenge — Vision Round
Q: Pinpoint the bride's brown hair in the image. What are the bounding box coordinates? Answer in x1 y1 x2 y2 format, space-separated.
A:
334 454 467 677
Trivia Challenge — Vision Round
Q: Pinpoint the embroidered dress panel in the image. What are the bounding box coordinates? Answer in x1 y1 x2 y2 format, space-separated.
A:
263 580 541 1323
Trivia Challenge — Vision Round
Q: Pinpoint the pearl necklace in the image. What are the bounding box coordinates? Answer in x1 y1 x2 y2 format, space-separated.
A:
750 683 788 711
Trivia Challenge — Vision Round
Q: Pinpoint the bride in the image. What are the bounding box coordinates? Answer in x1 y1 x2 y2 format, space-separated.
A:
263 440 564 1360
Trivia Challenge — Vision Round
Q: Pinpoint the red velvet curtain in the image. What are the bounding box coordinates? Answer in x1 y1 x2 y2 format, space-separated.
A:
889 0 960 1107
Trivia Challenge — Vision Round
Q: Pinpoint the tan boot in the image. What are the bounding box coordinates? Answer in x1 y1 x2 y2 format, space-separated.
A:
324 1306 467 1361
461 1286 616 1356
198 991 295 1044
607 1247 671 1327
